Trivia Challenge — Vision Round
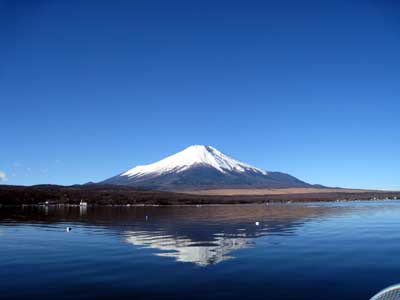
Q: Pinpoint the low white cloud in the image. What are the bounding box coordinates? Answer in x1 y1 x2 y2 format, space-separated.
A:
0 171 7 182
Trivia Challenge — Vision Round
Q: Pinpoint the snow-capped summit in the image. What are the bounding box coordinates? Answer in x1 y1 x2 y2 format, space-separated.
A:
102 145 310 190
121 145 267 178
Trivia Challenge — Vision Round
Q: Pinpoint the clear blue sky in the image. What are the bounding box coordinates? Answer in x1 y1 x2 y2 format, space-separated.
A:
1 0 399 189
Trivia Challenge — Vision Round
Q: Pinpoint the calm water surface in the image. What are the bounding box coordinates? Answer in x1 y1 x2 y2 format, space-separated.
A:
1 201 400 300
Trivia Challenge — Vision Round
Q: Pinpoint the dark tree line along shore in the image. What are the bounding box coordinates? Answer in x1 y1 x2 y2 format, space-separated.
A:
0 184 399 206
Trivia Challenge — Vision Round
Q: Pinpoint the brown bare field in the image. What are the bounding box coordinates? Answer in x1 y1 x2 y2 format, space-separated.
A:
183 187 376 196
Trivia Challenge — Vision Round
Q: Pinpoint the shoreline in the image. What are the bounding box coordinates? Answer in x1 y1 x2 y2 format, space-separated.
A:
1 198 400 208
0 184 399 206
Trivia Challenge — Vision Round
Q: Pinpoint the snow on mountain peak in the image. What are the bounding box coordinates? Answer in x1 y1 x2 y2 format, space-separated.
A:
121 145 267 178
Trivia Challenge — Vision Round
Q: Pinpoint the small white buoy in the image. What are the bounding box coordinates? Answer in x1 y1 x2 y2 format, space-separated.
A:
255 222 260 226
66 227 72 232
145 215 148 221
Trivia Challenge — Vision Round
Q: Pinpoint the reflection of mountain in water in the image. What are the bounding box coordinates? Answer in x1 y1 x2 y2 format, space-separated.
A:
122 219 295 266
0 204 348 266
120 205 343 266
125 230 250 266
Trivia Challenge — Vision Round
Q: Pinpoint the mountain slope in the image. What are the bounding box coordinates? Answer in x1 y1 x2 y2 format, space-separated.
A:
102 145 311 190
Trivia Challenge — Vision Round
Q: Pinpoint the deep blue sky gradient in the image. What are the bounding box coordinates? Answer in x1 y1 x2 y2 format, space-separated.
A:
1 0 400 189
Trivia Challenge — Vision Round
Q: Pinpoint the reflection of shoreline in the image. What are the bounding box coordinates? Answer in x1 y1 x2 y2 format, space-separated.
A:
0 203 354 266
1 203 348 225
125 231 250 266
120 205 351 266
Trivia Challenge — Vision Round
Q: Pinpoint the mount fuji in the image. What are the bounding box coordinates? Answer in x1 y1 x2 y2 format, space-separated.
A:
102 145 311 191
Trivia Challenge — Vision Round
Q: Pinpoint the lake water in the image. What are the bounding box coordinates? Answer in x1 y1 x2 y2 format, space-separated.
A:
1 201 400 300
